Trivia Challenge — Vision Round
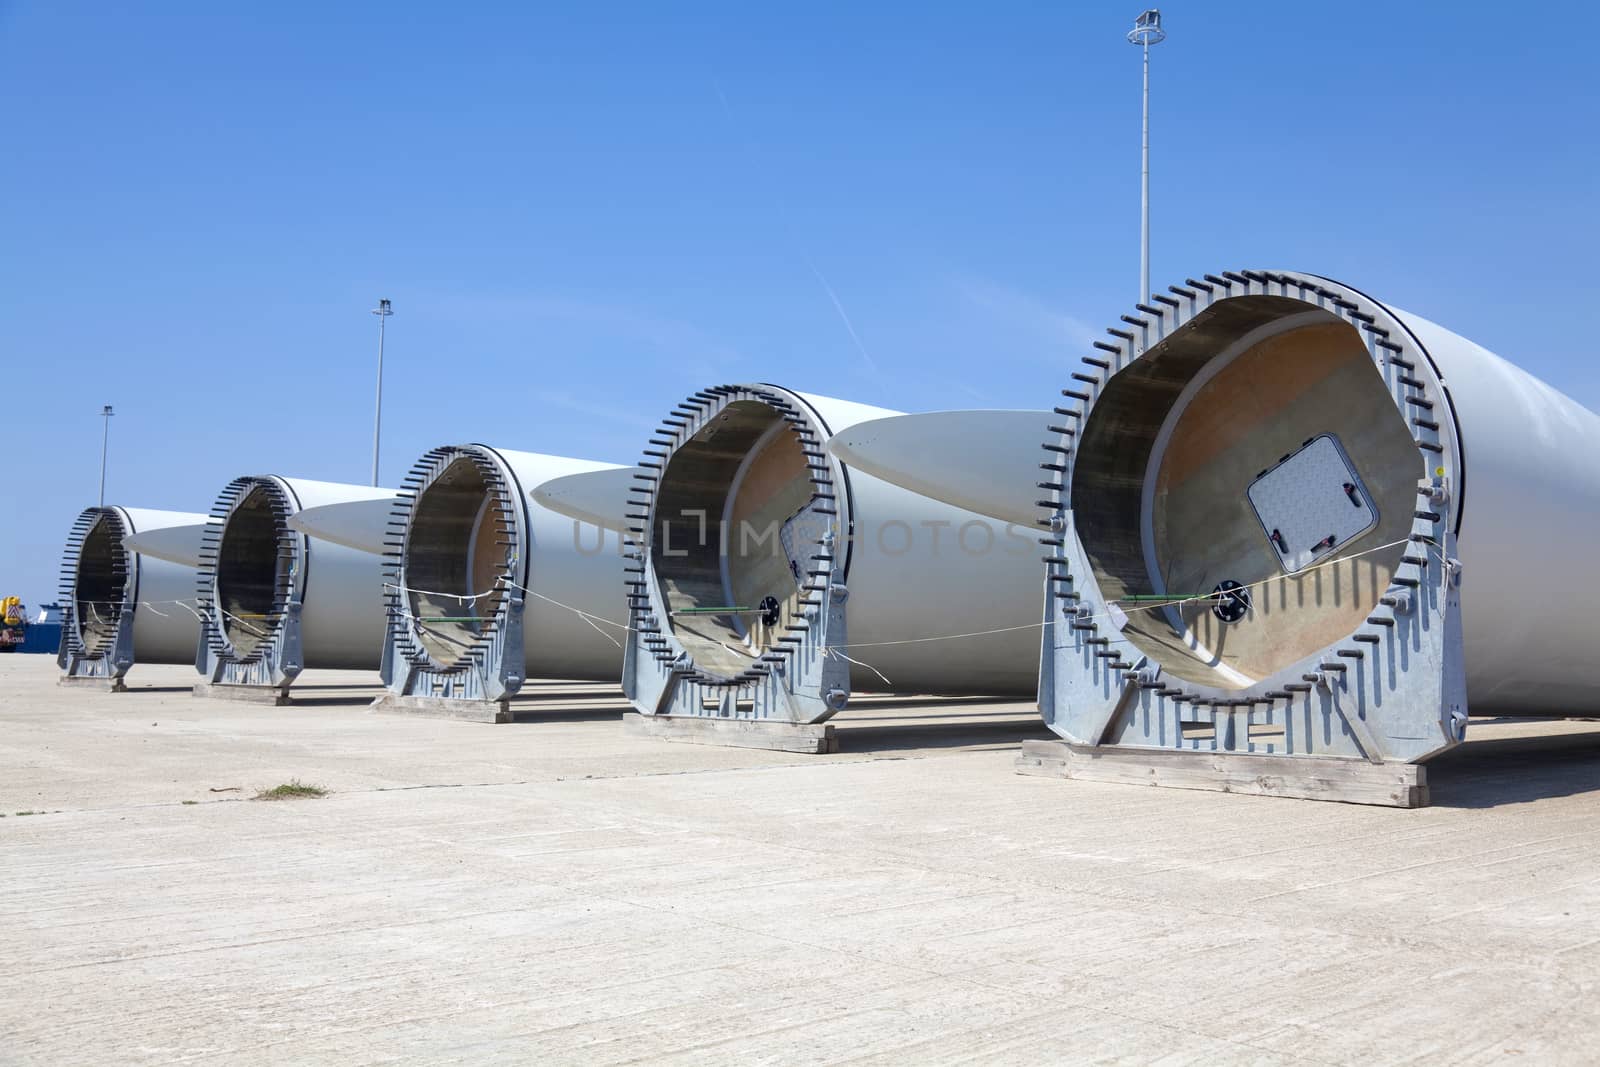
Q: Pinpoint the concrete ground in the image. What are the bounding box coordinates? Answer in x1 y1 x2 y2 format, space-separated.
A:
2 656 1599 1065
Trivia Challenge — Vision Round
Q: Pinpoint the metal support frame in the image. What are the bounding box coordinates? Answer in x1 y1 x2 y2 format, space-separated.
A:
623 385 852 728
379 445 528 705
196 477 307 697
1037 270 1469 780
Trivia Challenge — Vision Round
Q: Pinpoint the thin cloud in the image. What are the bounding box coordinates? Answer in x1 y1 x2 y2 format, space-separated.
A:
534 389 658 430
714 77 891 403
953 277 1103 356
433 290 744 378
808 258 887 387
944 380 996 405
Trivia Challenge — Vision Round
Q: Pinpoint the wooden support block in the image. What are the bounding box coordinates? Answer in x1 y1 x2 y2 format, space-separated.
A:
192 683 292 707
1015 740 1428 808
623 712 838 754
57 675 127 693
368 693 510 724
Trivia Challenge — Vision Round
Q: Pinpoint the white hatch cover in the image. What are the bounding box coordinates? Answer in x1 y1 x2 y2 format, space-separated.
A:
1247 434 1378 574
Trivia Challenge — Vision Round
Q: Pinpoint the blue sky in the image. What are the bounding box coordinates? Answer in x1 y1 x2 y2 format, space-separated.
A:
3 2 1597 608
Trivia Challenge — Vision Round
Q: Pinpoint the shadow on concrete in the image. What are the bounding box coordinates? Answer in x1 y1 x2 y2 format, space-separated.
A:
127 683 383 698
838 717 1054 754
845 695 1038 711
521 684 627 694
292 684 384 692
502 705 632 724
1426 725 1600 808
286 700 626 718
844 709 1040 724
513 691 626 704
504 685 630 723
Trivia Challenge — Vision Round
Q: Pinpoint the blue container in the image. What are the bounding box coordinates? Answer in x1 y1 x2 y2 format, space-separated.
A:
17 623 63 655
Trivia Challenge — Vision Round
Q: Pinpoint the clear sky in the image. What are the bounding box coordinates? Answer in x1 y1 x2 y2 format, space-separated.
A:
3 2 1597 609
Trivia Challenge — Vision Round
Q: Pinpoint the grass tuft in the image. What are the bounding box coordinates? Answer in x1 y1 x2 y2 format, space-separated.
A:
253 780 329 801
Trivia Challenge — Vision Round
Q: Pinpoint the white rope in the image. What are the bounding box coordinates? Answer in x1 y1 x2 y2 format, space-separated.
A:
214 605 270 638
384 575 633 635
1064 537 1427 651
386 605 481 650
387 576 629 650
381 580 499 604
834 621 1045 650
65 598 204 627
829 536 1414 651
1083 536 1414 623
827 647 890 687
76 597 258 634
573 609 623 649
500 579 634 633
339 534 1431 666
137 598 203 620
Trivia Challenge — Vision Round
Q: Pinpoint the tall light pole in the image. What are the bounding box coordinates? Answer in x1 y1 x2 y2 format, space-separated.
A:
97 405 114 506
1128 9 1165 303
370 298 393 486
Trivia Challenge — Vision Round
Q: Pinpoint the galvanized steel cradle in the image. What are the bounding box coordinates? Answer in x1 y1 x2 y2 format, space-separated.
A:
56 505 206 687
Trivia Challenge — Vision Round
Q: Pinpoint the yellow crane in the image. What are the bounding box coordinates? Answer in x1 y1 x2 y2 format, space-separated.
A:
0 596 27 652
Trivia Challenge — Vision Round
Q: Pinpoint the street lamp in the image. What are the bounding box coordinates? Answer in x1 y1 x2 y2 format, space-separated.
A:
98 405 114 506
371 298 393 486
1128 9 1166 303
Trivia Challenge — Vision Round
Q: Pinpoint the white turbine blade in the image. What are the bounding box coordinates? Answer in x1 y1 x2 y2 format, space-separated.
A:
531 466 641 534
286 497 396 555
827 410 1053 527
122 522 210 568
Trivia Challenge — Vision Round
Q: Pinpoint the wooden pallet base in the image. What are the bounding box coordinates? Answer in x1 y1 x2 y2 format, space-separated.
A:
57 675 127 693
368 693 510 724
193 683 292 706
1015 740 1428 808
623 712 838 754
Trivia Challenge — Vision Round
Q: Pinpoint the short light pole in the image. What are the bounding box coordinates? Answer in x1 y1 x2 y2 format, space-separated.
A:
370 298 393 486
1128 9 1166 303
97 405 114 507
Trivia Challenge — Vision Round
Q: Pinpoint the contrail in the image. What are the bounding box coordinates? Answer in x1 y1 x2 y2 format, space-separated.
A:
807 258 884 384
714 78 889 399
